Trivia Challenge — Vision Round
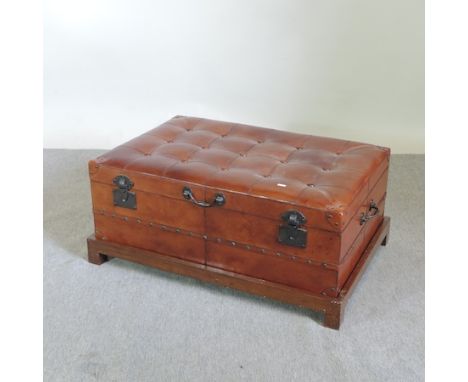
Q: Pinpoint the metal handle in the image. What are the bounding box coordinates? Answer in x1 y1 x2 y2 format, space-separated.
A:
360 201 379 225
182 187 225 208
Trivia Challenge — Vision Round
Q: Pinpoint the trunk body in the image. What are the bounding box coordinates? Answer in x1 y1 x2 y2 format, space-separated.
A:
89 116 390 297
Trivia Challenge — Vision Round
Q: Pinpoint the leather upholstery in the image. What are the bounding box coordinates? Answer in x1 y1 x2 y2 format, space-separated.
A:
90 116 390 297
96 116 390 212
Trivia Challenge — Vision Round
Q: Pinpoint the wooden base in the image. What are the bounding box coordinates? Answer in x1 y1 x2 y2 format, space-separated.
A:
87 217 390 329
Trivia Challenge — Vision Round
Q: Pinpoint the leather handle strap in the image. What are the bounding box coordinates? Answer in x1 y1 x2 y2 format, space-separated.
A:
360 201 379 225
182 187 225 208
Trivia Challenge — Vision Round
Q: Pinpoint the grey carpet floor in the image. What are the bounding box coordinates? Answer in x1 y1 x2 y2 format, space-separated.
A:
44 150 424 382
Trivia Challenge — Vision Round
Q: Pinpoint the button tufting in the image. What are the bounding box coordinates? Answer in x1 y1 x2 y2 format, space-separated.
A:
98 116 389 214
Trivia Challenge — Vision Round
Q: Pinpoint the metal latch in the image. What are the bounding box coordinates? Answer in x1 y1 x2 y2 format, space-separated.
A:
360 200 379 225
278 210 307 248
112 175 137 209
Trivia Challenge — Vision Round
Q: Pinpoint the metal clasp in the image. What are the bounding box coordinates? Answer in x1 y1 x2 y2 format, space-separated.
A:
278 210 307 248
112 175 137 209
360 200 379 225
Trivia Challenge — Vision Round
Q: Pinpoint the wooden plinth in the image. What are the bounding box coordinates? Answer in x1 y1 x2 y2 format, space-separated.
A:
87 217 390 329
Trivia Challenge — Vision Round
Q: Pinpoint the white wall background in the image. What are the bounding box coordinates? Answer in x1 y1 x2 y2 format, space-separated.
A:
44 0 424 153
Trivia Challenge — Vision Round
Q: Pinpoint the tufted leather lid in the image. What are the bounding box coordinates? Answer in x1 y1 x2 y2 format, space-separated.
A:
92 116 390 231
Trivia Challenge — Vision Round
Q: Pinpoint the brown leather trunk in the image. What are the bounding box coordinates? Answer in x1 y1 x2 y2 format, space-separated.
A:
89 116 390 298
